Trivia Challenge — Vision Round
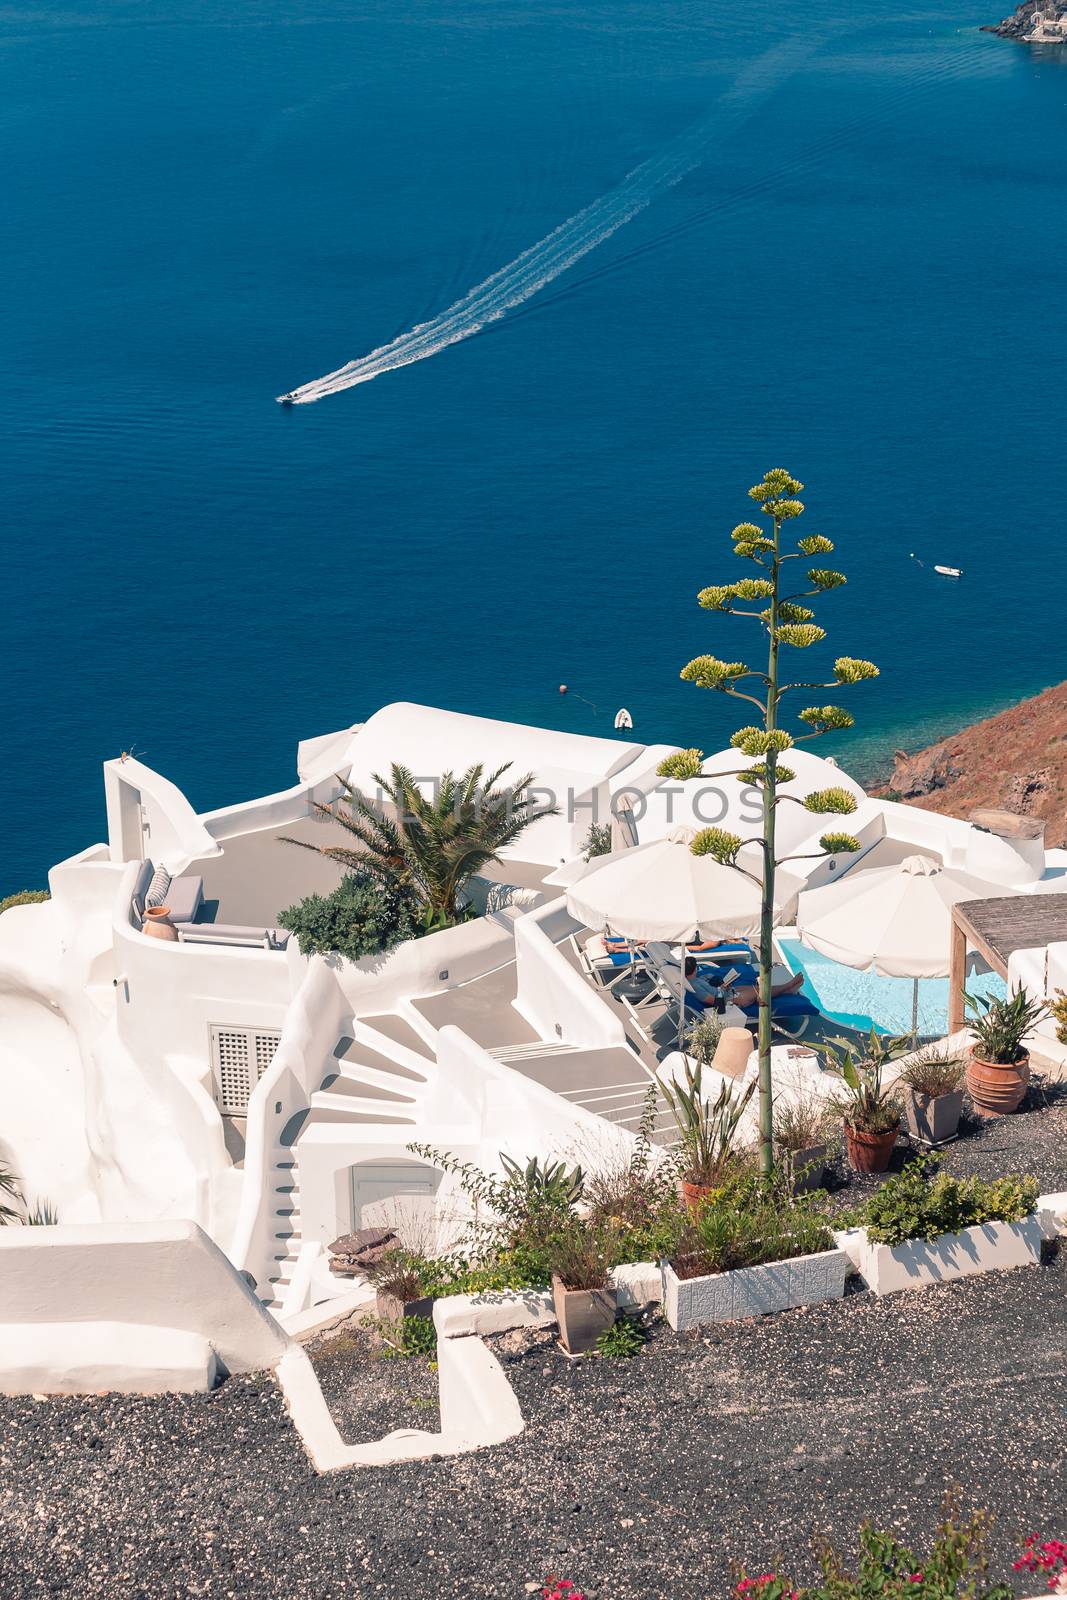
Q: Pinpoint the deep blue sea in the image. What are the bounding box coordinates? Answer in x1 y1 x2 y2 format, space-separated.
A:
3 1 1066 892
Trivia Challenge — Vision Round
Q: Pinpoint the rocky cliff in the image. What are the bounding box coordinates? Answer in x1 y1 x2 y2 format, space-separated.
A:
983 0 1067 37
872 681 1067 848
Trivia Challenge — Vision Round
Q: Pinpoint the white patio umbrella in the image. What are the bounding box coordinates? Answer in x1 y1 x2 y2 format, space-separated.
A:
566 825 803 944
795 853 998 1039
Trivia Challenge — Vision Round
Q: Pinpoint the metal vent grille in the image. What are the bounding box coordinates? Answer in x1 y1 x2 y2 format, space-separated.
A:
210 1026 281 1115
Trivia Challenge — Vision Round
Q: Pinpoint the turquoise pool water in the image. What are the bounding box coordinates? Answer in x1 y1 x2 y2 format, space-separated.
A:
778 939 1006 1038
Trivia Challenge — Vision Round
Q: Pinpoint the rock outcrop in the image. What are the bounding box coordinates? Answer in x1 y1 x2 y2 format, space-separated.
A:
873 681 1067 848
982 0 1067 37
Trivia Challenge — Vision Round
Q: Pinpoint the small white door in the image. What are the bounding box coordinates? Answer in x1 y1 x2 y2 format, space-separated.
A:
349 1161 440 1250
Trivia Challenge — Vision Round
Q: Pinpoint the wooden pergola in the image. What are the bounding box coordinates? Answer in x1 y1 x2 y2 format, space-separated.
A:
949 892 1067 1030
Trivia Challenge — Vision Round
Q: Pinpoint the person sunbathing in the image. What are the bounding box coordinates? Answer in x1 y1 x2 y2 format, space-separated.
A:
684 956 804 1010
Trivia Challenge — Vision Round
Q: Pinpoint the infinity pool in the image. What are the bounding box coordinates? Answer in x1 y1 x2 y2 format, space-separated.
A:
777 938 1006 1037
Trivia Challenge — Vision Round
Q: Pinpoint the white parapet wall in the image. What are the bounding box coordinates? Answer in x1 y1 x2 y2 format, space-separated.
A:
0 1220 291 1394
513 898 627 1050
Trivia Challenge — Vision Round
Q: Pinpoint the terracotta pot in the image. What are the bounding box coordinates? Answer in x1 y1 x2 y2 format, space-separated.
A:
142 906 179 942
844 1122 898 1173
680 1179 715 1216
551 1275 617 1356
903 1086 964 1146
967 1047 1030 1116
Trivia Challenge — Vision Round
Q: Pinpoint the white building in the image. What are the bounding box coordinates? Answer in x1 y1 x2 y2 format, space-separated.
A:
2 700 1066 1343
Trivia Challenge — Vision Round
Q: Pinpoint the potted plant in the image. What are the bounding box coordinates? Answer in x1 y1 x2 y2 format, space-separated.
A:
821 1028 908 1173
662 1182 845 1330
773 1095 832 1193
659 1060 754 1212
965 988 1050 1116
899 1045 966 1145
362 1246 436 1325
546 1221 619 1356
852 1159 1040 1295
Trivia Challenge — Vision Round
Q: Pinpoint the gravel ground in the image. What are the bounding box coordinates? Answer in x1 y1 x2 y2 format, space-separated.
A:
3 1254 1066 1599
305 1318 439 1444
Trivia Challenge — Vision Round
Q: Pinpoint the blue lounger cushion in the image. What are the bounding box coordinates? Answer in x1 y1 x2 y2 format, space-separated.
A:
739 992 820 1019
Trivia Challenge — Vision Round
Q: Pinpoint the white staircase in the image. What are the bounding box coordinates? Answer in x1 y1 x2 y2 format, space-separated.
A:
258 1014 438 1312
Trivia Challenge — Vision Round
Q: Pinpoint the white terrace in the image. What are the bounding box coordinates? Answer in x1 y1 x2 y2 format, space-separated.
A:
2 700 1066 1328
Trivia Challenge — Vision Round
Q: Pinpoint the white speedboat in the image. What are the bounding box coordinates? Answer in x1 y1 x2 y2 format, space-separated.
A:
934 564 963 578
277 392 299 406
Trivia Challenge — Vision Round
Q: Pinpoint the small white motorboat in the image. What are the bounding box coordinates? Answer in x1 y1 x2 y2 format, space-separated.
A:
934 564 963 578
277 392 299 406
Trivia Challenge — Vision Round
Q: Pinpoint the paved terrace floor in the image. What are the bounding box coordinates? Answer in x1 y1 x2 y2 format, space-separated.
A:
3 1254 1064 1598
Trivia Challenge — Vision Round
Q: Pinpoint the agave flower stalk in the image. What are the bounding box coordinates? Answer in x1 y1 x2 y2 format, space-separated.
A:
665 470 879 1177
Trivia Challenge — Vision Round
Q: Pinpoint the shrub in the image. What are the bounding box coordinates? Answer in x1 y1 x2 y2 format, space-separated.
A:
1053 990 1067 1048
735 1504 1013 1599
544 1217 617 1291
659 1060 754 1186
596 1312 648 1359
685 1012 727 1067
672 1182 833 1280
0 890 48 915
901 1045 966 1099
579 822 613 861
861 1159 1038 1247
278 872 417 960
773 1094 831 1154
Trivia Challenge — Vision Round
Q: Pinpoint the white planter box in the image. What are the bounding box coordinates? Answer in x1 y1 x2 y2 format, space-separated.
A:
856 1215 1042 1297
661 1248 847 1332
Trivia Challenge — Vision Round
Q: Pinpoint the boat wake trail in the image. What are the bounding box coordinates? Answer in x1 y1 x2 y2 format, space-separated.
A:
277 39 815 404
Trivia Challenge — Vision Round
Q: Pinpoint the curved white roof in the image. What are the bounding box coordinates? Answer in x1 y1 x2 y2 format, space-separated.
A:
342 703 645 794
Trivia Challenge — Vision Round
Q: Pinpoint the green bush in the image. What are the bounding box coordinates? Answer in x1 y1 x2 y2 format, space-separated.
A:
861 1160 1038 1248
278 872 417 961
736 1506 1013 1599
673 1180 834 1280
0 890 49 915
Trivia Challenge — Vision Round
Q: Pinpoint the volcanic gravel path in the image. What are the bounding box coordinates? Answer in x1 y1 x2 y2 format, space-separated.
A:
305 1320 439 1444
2 1253 1065 1599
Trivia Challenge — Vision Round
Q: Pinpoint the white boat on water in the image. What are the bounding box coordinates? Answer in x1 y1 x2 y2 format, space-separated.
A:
934 564 963 578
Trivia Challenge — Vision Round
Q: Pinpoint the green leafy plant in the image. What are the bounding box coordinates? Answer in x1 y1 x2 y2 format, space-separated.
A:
735 1501 1013 1599
684 1012 728 1067
543 1217 617 1291
583 1085 688 1263
0 890 49 915
672 1181 833 1279
860 1158 1038 1247
773 1094 831 1153
821 1028 909 1135
0 1163 19 1226
284 760 552 929
966 987 1049 1064
1053 989 1067 1047
360 1246 431 1303
278 871 418 961
678 469 878 1176
596 1312 648 1359
659 1060 754 1187
499 1153 585 1209
23 1198 59 1226
376 1313 437 1360
901 1045 966 1100
655 748 705 781
579 822 613 861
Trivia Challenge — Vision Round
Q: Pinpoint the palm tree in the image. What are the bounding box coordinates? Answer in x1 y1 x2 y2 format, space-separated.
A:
1 1162 21 1225
285 761 550 929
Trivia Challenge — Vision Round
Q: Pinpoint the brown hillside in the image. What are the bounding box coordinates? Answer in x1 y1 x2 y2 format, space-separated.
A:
872 682 1067 849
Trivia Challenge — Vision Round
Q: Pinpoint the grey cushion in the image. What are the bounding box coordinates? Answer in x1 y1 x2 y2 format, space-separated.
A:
164 875 203 924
